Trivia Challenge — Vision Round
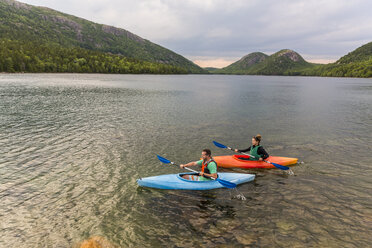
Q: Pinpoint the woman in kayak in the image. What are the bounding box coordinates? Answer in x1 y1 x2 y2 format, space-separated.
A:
180 149 217 181
235 134 269 161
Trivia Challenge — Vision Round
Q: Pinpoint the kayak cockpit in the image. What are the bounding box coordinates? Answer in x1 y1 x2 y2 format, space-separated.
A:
233 154 251 161
177 172 216 182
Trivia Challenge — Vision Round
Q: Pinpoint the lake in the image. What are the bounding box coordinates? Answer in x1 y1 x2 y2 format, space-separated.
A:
0 74 371 247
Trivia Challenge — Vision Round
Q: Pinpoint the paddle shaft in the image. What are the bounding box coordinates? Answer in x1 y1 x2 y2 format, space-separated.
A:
224 144 256 159
238 151 289 169
175 162 218 180
240 151 256 159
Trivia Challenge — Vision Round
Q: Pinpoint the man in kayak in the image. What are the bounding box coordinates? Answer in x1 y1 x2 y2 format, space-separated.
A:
234 134 269 161
180 149 217 181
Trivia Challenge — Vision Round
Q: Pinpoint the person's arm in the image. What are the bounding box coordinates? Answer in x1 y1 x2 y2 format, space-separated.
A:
235 146 251 153
180 160 199 169
258 146 269 160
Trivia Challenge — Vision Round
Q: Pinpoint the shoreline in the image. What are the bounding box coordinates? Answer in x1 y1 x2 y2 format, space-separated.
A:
0 72 370 79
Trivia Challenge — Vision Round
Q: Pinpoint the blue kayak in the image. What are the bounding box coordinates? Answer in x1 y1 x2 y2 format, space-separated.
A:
137 172 255 190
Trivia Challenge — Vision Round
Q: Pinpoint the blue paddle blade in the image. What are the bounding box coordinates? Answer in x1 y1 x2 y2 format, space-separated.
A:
271 162 289 170
156 155 171 164
213 141 228 149
216 178 237 188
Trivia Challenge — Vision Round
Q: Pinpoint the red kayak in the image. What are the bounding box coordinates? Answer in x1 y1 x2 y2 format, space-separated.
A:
214 154 298 169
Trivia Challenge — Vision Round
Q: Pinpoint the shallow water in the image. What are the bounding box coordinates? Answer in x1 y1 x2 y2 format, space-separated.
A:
0 74 371 247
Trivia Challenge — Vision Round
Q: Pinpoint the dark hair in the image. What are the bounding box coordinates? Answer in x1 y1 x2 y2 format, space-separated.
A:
253 134 262 144
202 149 212 156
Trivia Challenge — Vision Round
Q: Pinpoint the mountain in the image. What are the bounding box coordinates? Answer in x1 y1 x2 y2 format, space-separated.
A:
0 0 205 73
252 49 316 75
216 49 316 75
217 52 268 74
300 42 372 78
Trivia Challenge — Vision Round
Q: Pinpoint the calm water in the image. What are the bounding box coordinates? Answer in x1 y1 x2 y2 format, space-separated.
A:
0 74 371 247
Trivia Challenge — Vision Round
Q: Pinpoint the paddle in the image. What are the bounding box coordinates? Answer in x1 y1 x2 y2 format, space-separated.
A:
212 141 290 171
156 155 237 189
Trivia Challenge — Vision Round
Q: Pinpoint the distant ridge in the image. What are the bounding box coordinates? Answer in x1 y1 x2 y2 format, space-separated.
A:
212 42 371 77
216 49 315 75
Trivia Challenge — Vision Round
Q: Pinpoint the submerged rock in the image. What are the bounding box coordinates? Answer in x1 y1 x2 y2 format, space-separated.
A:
74 236 117 248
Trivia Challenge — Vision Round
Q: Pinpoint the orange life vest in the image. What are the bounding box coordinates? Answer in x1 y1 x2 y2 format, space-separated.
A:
201 158 217 175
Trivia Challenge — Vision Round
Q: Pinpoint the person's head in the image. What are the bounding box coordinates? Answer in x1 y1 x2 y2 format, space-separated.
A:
251 134 262 146
201 148 212 161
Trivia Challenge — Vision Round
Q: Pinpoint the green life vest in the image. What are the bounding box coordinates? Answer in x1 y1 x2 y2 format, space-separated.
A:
249 145 262 161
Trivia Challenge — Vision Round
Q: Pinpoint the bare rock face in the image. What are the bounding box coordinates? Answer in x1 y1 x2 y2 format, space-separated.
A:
40 15 83 41
277 49 302 62
239 53 267 66
3 0 31 9
101 25 125 36
40 15 82 31
102 25 145 44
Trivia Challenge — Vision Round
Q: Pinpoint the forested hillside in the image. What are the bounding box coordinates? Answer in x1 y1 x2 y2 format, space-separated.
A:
0 0 204 73
299 42 372 77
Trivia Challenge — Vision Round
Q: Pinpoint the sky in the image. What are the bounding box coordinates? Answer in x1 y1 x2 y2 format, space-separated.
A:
19 0 372 68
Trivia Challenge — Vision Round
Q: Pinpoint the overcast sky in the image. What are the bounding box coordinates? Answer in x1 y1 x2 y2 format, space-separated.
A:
19 0 372 68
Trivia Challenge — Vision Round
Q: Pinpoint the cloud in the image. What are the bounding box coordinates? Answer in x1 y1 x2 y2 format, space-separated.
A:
205 28 232 38
19 0 372 67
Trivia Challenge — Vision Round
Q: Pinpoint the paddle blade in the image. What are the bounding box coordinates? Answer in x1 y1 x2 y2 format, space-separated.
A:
216 178 237 188
213 141 228 149
156 155 171 164
270 162 289 170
